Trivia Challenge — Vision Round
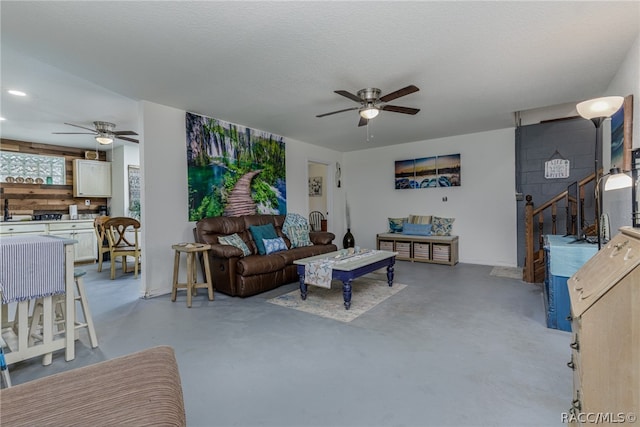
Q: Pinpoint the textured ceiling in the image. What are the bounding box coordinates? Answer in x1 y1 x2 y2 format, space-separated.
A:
1 1 638 152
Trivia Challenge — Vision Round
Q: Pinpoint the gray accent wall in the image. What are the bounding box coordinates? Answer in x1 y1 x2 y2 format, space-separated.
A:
516 118 597 266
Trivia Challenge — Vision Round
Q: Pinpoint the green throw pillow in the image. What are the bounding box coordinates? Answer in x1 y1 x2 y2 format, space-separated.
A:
218 233 251 256
249 223 278 255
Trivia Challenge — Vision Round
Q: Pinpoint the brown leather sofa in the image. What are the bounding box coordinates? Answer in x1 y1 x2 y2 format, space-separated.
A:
195 214 337 297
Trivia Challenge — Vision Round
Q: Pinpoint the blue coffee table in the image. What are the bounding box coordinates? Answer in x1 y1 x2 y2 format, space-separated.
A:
294 250 397 310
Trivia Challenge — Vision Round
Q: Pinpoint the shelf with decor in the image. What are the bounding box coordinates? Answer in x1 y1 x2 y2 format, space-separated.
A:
376 233 458 266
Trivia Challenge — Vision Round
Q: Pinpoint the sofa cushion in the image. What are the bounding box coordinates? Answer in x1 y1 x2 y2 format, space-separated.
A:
237 253 286 276
249 223 278 255
218 233 251 256
263 237 288 254
402 222 432 236
286 225 313 248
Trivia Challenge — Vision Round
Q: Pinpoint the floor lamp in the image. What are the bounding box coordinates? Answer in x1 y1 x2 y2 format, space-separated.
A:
576 96 624 249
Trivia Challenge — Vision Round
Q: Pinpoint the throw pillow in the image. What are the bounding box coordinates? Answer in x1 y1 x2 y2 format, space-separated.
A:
408 214 432 224
388 217 407 233
286 225 313 248
263 237 288 255
402 222 432 236
218 233 251 256
249 223 278 255
431 216 455 236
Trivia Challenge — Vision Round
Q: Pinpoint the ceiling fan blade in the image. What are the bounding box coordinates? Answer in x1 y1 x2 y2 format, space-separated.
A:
113 130 138 136
116 135 139 143
63 122 98 132
316 106 359 118
379 85 419 103
334 90 362 103
381 105 421 115
358 116 368 127
52 132 96 135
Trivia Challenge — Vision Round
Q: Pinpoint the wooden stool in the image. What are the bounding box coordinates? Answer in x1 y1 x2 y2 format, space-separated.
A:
171 243 214 308
29 269 99 364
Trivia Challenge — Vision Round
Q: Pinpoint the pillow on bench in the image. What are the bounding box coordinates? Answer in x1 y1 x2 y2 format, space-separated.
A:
388 217 408 233
432 216 455 236
402 223 432 236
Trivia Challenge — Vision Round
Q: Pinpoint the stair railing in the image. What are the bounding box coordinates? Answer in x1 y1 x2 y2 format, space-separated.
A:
523 173 595 283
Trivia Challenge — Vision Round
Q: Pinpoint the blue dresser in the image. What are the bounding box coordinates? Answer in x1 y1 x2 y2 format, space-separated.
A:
543 235 598 332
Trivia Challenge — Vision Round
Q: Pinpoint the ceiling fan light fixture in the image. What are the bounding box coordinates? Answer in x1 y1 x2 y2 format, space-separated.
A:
95 134 113 145
360 106 379 120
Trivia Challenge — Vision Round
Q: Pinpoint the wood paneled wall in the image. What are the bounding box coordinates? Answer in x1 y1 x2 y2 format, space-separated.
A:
1 138 109 217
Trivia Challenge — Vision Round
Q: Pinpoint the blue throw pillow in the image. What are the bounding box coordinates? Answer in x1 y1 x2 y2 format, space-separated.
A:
402 222 432 236
249 223 278 255
263 237 288 254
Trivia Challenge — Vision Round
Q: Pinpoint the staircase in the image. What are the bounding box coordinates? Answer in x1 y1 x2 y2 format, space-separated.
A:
523 173 596 283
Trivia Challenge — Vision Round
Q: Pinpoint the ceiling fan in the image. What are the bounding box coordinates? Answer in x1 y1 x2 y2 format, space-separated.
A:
316 85 420 126
53 121 139 144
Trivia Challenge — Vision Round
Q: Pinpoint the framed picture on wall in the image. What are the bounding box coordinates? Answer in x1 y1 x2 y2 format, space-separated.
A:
309 176 322 196
128 165 141 219
611 94 634 171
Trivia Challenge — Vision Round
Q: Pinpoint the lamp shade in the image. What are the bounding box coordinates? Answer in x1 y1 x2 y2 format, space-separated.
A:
95 135 113 145
359 106 379 120
576 96 624 119
604 168 632 191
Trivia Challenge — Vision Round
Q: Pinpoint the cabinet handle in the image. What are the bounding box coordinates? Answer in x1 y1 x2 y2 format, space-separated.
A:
570 340 579 351
566 314 573 322
572 398 582 411
567 356 575 370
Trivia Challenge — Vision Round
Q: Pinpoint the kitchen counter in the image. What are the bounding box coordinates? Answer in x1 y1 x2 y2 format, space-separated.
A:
0 219 97 262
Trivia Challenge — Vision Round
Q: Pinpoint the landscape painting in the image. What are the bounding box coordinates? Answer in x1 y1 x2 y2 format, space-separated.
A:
395 154 461 189
186 112 286 221
436 154 461 187
395 159 415 189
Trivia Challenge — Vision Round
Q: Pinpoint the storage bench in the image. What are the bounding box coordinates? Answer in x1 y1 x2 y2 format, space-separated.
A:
376 233 459 266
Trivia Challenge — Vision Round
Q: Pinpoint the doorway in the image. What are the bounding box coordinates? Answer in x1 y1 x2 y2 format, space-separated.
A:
308 161 330 231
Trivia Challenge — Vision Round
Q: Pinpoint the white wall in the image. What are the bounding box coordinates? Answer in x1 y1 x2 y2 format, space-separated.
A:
343 128 517 266
308 162 328 215
109 144 140 216
139 101 344 297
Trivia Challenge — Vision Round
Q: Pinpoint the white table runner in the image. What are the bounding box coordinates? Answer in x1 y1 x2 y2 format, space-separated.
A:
0 235 65 304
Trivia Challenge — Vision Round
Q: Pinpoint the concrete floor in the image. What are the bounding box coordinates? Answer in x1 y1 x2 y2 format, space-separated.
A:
6 261 571 427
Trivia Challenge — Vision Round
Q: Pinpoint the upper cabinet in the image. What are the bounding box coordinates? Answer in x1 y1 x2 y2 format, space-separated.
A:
73 159 112 197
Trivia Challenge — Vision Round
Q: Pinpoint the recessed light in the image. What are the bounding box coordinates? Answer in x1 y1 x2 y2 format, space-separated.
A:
8 89 27 97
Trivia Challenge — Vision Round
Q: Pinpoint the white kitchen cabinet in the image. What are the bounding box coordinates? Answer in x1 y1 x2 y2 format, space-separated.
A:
73 159 112 197
1 220 97 263
0 223 47 236
49 221 97 262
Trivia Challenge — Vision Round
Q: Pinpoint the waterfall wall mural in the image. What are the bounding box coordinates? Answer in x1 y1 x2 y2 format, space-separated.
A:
185 112 287 221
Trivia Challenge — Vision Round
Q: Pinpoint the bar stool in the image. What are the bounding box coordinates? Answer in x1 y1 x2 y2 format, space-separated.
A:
171 243 214 308
28 269 99 364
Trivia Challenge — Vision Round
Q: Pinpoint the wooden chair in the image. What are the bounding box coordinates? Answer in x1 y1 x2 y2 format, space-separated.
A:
308 211 325 232
104 217 141 280
94 216 110 272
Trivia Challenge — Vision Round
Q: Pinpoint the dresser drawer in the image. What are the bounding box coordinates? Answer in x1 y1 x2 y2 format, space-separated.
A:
0 223 47 234
48 221 94 231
